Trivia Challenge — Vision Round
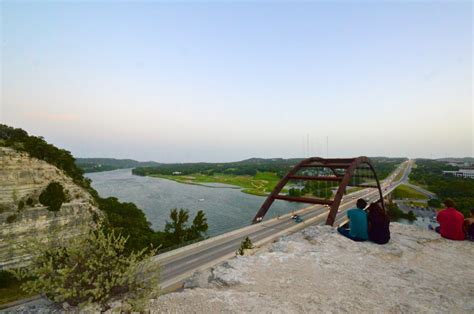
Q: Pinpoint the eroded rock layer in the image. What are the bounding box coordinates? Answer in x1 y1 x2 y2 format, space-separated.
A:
0 147 101 269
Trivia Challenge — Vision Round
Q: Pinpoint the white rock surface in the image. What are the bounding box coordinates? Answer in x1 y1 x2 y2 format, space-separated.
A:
153 223 473 313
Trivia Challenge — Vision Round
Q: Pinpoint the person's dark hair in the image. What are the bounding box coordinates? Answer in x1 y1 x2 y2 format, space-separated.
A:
470 208 474 216
368 202 386 217
444 198 456 208
356 198 367 209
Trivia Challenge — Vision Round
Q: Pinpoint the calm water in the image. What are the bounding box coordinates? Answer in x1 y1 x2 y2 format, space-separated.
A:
86 169 305 236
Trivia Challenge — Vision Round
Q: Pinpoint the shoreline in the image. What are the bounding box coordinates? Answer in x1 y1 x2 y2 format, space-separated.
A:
145 174 270 197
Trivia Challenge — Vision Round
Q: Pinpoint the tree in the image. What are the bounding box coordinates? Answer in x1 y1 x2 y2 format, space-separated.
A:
97 197 158 254
164 208 190 245
39 182 66 212
428 198 442 208
188 210 208 241
163 209 209 247
289 188 301 197
407 210 416 221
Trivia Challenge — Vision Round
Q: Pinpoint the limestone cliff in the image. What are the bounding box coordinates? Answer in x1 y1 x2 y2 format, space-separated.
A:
0 147 102 269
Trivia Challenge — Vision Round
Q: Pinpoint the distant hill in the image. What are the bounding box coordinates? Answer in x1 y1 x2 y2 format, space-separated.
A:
133 157 406 180
76 158 162 173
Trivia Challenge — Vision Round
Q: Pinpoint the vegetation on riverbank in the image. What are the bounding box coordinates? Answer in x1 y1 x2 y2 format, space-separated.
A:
135 157 406 197
151 171 281 196
76 158 161 173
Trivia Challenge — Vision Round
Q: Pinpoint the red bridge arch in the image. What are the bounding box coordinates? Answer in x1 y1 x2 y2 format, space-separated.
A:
252 157 385 226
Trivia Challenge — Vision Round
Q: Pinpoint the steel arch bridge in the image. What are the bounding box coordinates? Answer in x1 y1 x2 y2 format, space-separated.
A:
252 156 385 226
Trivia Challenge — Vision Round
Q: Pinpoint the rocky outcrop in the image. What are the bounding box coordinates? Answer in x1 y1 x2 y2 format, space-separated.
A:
0 147 101 269
155 223 473 313
6 223 473 313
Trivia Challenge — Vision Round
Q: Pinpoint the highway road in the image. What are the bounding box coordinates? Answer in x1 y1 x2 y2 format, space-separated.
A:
389 159 436 199
155 161 411 290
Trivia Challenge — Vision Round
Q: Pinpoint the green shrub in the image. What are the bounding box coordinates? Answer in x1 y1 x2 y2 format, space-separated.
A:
289 188 301 197
6 214 17 223
428 198 442 208
0 203 11 213
9 229 159 309
39 182 66 212
18 200 25 211
0 270 20 288
26 198 34 206
236 237 253 256
407 210 416 221
387 202 416 222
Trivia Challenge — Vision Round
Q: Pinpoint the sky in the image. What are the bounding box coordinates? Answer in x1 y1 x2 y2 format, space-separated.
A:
1 0 472 162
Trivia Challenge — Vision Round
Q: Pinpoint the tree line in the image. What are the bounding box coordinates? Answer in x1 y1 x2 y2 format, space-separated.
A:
133 157 405 181
410 159 474 217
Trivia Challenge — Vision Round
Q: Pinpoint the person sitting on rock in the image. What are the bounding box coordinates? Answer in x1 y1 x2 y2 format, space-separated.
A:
367 202 390 245
436 199 465 241
464 208 474 241
337 198 368 242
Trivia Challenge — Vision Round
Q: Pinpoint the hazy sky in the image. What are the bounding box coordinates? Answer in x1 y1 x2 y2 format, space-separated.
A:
1 1 472 162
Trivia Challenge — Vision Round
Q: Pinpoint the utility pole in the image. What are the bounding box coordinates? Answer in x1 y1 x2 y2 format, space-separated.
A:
326 136 329 158
307 134 310 158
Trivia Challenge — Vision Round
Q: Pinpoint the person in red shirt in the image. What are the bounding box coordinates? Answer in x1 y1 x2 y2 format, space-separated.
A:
436 199 465 241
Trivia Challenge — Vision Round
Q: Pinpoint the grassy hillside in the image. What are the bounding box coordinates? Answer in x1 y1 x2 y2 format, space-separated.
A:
152 171 281 196
393 184 428 200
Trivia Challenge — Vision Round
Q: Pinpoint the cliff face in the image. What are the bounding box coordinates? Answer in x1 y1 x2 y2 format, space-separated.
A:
0 147 101 269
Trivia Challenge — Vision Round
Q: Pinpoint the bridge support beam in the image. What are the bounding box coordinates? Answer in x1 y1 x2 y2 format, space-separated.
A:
253 156 385 226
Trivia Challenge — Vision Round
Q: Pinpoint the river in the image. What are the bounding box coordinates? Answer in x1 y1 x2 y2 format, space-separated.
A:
86 169 305 236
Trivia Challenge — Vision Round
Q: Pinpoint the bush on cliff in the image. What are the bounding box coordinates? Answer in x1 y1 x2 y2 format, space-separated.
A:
39 182 66 212
236 236 253 256
9 228 159 309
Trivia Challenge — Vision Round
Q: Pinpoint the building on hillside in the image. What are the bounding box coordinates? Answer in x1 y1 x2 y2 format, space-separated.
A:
442 169 474 179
